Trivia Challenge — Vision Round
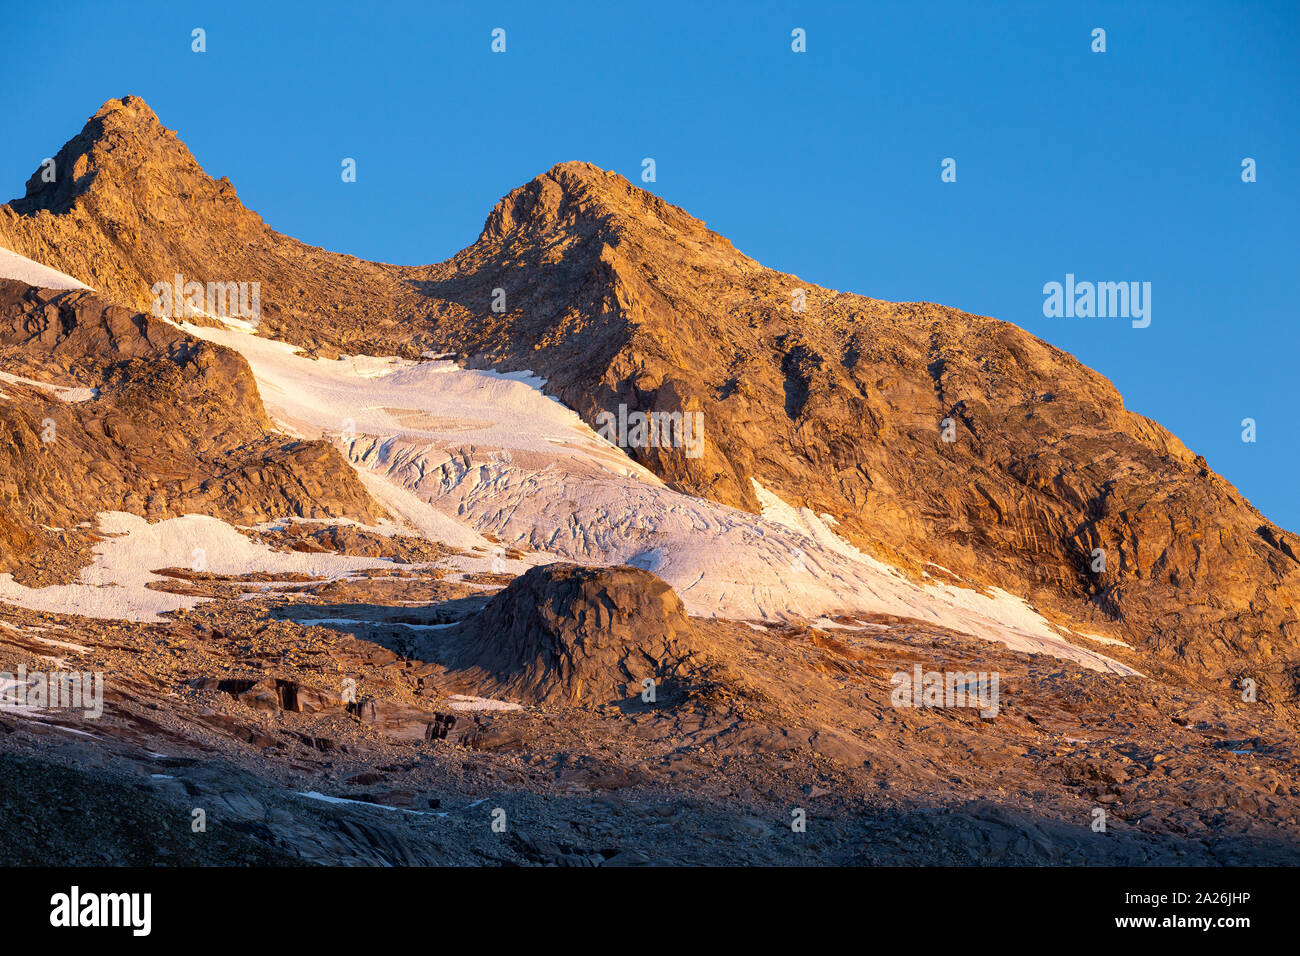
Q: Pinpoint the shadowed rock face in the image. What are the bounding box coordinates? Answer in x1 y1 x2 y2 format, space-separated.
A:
448 563 705 706
2 96 1297 692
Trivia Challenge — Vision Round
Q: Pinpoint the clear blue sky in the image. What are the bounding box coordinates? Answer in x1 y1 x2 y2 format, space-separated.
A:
3 0 1296 530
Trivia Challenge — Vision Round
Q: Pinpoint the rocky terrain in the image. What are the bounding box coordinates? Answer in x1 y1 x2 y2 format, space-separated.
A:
0 279 381 583
0 96 1296 866
1 561 1296 866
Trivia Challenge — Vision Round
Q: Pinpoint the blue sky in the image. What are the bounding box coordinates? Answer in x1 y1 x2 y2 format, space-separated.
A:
2 0 1296 530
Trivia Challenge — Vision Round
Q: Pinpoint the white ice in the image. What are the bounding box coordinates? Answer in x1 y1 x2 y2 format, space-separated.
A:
447 694 523 712
0 245 1140 675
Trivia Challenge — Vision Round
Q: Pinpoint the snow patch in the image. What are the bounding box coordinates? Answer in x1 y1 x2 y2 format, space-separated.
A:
0 370 97 403
447 694 522 712
0 246 91 291
295 791 445 816
751 480 1140 675
0 512 402 622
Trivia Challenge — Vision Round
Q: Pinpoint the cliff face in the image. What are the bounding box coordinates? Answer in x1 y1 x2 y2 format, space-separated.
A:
3 97 1297 691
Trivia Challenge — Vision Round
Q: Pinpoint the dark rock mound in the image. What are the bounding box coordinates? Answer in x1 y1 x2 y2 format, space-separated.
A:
450 563 704 707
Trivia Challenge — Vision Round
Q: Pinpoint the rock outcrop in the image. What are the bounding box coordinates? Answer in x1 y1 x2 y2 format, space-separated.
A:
447 563 706 706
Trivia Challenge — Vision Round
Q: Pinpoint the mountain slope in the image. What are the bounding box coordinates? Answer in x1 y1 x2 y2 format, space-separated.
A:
413 163 1300 687
2 96 1296 692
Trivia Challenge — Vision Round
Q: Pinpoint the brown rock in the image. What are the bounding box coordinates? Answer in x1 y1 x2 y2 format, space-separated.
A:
446 562 706 706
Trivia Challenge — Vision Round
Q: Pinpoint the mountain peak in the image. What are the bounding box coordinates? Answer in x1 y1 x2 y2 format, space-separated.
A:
0 95 273 317
478 160 721 250
92 94 163 129
8 94 227 217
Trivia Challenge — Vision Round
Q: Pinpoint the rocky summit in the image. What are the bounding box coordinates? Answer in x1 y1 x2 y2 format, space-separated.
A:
0 96 1297 867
